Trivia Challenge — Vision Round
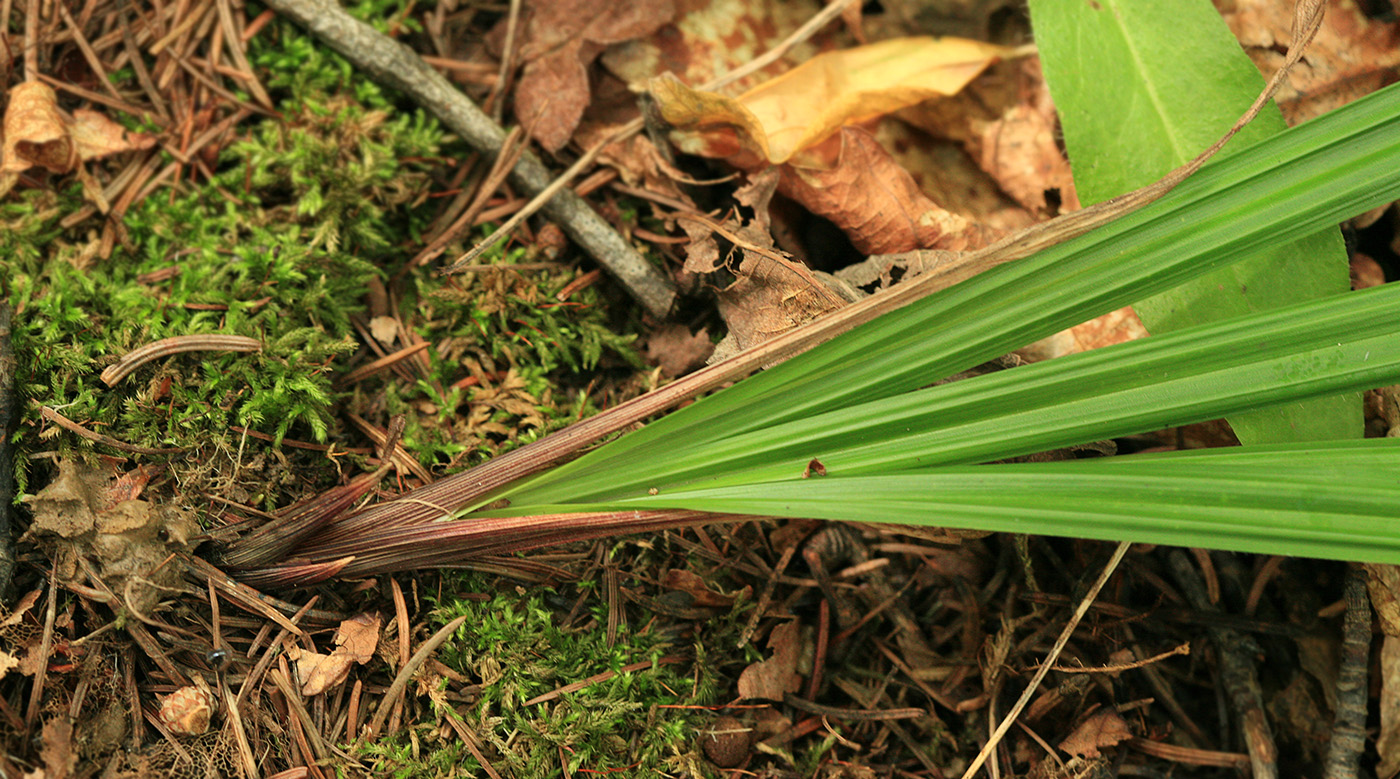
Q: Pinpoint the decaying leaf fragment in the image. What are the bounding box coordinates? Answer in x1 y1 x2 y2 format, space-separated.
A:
503 0 675 151
20 459 200 613
0 82 156 201
652 36 1013 165
292 611 382 696
737 621 803 701
651 37 1010 254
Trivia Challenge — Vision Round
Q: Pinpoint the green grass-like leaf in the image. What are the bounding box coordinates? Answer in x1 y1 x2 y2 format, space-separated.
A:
473 82 1400 563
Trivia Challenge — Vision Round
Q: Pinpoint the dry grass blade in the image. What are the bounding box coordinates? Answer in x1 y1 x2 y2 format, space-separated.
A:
100 334 262 386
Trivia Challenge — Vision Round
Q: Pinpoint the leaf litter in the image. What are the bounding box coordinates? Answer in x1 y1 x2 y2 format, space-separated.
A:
4 0 1399 775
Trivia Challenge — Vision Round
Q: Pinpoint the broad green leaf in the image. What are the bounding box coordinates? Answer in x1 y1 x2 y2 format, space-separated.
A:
1028 0 1356 444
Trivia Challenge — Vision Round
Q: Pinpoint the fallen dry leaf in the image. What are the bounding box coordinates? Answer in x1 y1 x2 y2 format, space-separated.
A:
41 717 76 779
296 612 382 696
643 324 714 377
1365 564 1400 637
711 252 854 362
505 0 675 151
778 126 991 253
602 0 830 94
334 611 382 664
1 82 155 199
1016 306 1149 363
660 568 747 607
1058 708 1132 759
0 589 40 627
2 81 71 184
652 36 1012 165
1220 0 1400 125
0 649 18 682
737 621 803 701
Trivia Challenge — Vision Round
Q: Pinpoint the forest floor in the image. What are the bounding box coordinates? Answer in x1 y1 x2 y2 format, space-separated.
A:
2 0 1399 777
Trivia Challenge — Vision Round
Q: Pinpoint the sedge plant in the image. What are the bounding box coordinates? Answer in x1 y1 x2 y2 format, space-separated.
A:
240 12 1400 582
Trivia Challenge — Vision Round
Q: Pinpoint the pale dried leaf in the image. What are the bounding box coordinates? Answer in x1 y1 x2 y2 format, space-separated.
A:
69 109 156 162
1058 708 1131 758
1 82 73 174
509 0 675 150
737 621 802 701
643 324 714 377
779 127 990 254
334 612 382 664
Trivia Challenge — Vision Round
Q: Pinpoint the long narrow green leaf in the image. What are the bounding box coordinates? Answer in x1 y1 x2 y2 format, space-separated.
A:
492 281 1400 508
1028 0 1355 444
598 439 1400 563
495 83 1400 510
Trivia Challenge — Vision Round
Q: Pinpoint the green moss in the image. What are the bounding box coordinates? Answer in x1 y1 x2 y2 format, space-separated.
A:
355 574 724 777
5 0 647 499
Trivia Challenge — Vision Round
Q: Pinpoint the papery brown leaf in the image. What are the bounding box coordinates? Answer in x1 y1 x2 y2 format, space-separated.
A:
712 251 851 359
661 568 743 607
603 0 830 93
972 102 1080 215
643 324 714 377
0 650 18 682
41 717 76 778
1 82 74 175
297 612 382 696
509 0 675 151
334 611 382 664
1058 708 1131 758
1221 0 1400 125
779 127 990 254
1016 306 1148 363
737 621 802 701
69 109 157 162
652 36 1011 166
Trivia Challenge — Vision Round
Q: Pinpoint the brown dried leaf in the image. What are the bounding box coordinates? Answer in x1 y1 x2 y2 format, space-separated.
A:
603 0 828 93
1221 0 1400 125
971 101 1079 216
41 717 76 779
69 109 156 162
652 36 1011 165
509 0 675 151
1365 564 1400 637
643 324 714 377
737 621 802 701
298 612 381 696
713 252 848 358
0 589 40 627
1016 306 1149 363
779 127 990 254
1 82 73 174
661 568 743 607
0 649 20 682
1058 708 1131 758
334 611 382 664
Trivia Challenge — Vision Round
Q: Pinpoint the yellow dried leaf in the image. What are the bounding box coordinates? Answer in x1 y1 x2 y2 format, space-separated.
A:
1 82 73 174
652 36 1012 165
70 109 157 162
